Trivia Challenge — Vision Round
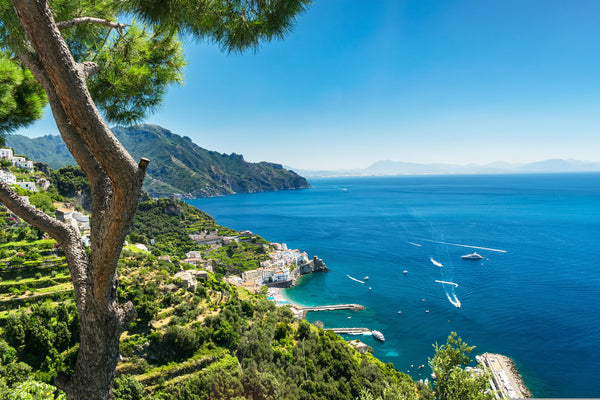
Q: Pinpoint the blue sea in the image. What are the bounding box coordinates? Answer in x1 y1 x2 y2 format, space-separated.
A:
188 173 600 398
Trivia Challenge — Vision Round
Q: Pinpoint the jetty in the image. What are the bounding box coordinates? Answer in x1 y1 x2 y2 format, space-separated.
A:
327 327 371 334
297 303 365 318
298 303 364 312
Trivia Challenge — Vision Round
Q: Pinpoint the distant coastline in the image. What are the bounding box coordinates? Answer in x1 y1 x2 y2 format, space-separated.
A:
290 159 600 178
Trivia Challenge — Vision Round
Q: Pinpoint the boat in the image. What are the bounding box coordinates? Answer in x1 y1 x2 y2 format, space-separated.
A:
461 252 483 260
403 270 408 274
372 330 385 342
363 276 369 281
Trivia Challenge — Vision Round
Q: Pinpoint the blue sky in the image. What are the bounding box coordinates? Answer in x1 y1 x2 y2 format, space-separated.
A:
17 0 600 170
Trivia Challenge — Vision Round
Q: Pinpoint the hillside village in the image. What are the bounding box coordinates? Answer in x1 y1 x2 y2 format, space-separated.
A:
0 148 50 193
1 147 327 293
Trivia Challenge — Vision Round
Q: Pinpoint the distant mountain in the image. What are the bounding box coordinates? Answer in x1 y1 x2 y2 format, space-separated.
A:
6 133 76 167
292 159 600 178
7 124 310 198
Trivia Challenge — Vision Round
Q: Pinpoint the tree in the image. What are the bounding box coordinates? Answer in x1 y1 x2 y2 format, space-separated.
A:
428 332 494 400
0 1 310 398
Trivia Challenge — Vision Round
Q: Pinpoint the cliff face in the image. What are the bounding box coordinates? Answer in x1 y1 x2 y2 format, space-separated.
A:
7 124 311 198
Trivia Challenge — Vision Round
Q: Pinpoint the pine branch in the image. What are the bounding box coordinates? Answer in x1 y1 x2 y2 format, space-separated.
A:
56 17 128 31
0 181 71 242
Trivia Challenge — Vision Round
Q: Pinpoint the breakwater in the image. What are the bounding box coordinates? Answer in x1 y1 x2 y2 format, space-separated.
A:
476 353 531 399
297 303 364 318
327 327 371 334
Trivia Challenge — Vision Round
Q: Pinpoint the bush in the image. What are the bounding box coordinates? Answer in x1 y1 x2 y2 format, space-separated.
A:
151 326 200 363
112 375 147 400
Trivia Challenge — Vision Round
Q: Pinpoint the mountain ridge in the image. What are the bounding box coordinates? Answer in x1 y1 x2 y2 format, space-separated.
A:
290 158 600 177
6 124 310 198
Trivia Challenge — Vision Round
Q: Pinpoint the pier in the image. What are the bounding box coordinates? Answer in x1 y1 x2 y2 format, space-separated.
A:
297 303 365 318
327 327 371 335
298 303 365 313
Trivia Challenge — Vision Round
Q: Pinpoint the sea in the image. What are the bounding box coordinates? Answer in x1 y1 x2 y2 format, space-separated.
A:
187 173 600 398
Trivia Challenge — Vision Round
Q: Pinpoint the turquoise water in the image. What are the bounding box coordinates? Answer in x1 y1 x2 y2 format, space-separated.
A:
188 173 600 398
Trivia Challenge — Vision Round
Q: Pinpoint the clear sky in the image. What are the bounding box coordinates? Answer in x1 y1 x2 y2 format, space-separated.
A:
16 0 600 170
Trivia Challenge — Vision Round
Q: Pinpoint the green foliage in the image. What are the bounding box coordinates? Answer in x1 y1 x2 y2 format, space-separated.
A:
1 302 79 381
87 25 184 125
150 326 201 363
429 332 493 400
7 124 311 197
130 198 214 257
1 0 311 130
28 192 56 213
50 165 90 199
0 52 47 134
112 375 147 400
121 0 312 53
209 241 269 275
6 380 65 400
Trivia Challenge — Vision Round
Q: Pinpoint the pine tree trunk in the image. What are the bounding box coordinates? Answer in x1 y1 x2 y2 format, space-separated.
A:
1 1 147 398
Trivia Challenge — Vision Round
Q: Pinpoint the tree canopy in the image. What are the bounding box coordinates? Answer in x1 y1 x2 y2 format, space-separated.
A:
1 0 310 132
428 332 494 400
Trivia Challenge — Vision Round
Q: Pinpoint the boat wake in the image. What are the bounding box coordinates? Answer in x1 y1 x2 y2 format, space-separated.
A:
435 280 459 287
408 242 422 247
446 292 462 308
347 275 365 284
430 258 443 267
418 238 507 253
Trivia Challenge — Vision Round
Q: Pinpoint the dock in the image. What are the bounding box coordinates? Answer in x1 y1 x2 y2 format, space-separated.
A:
327 327 371 335
298 303 365 312
297 303 365 318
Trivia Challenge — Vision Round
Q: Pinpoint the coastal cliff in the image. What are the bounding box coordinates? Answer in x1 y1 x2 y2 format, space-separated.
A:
6 124 311 198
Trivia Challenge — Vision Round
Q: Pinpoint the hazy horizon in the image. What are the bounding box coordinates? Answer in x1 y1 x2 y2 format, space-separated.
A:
14 1 600 170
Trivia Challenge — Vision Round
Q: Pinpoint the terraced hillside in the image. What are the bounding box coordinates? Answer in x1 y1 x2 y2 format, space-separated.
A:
0 199 430 399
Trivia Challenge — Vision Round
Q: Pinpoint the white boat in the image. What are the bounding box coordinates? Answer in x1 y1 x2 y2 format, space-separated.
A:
461 252 483 260
364 276 369 281
372 330 385 342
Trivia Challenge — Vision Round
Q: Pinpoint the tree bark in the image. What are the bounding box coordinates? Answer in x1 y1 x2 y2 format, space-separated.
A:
0 1 148 398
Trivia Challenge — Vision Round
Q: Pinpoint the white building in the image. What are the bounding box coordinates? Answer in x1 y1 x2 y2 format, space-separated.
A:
0 148 13 159
185 251 203 259
0 170 16 185
11 157 34 171
15 180 37 192
262 267 290 283
295 251 309 265
72 212 90 231
56 207 74 222
134 243 149 252
37 178 51 190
